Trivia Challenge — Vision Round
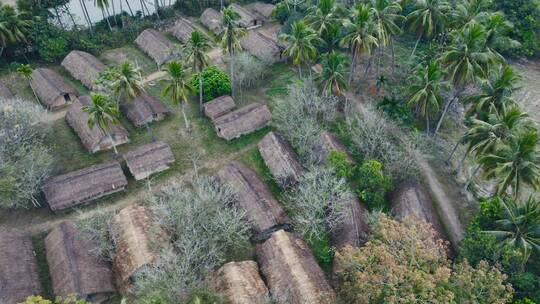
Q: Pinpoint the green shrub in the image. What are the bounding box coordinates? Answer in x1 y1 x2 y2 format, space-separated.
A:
191 66 231 102
327 150 354 179
307 233 335 265
376 96 415 127
355 160 392 211
493 0 540 57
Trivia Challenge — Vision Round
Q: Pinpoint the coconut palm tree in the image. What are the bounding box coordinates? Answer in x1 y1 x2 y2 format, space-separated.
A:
108 61 146 101
406 0 451 59
163 60 193 132
220 8 246 98
369 0 403 74
316 51 349 96
83 93 121 156
0 3 31 57
184 31 210 116
305 0 340 38
16 64 38 102
480 11 521 60
279 20 320 77
453 0 491 29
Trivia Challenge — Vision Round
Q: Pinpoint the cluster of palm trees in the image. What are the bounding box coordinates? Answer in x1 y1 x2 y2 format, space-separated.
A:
0 2 31 57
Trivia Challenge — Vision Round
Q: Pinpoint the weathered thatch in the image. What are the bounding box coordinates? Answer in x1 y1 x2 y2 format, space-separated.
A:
214 103 272 140
0 230 42 304
123 141 175 180
203 95 236 121
258 131 304 187
249 2 275 20
45 221 115 302
169 17 197 43
257 230 335 304
217 161 290 235
30 68 77 110
229 3 262 28
135 29 174 66
313 131 355 164
61 50 106 91
112 205 160 294
200 8 223 35
330 195 369 249
213 261 269 304
257 23 283 46
121 93 170 127
0 80 14 99
66 95 129 153
42 161 128 212
240 30 283 64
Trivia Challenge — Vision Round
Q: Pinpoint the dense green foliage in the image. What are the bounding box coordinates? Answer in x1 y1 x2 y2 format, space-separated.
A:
190 66 232 102
493 0 540 57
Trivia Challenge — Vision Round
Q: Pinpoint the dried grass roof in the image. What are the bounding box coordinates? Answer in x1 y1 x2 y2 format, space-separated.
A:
313 131 355 164
257 131 304 188
200 8 223 35
61 50 106 91
240 30 283 63
330 195 369 249
229 3 260 28
30 68 77 110
214 103 272 140
0 80 14 99
169 17 197 43
203 95 236 121
121 93 170 127
249 2 275 19
123 141 175 180
135 29 175 65
213 261 269 304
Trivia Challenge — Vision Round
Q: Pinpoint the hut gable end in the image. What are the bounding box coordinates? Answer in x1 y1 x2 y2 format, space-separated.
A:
135 29 174 66
213 261 269 304
31 68 77 110
213 103 272 140
122 93 170 127
200 8 223 35
123 141 175 180
0 80 14 99
203 95 236 121
314 132 355 164
240 30 283 64
170 18 197 43
257 131 304 187
61 50 106 91
229 3 261 28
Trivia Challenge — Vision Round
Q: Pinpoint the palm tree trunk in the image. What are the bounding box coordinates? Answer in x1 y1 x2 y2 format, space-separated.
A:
463 164 481 192
364 55 372 78
456 150 469 174
54 7 65 30
446 140 460 165
426 113 430 134
125 0 135 16
230 53 235 98
181 102 190 132
101 8 113 31
154 0 161 20
199 74 203 117
80 0 94 32
435 90 462 134
390 37 395 75
28 81 40 103
298 65 302 78
64 4 78 28
410 33 422 61
107 131 119 155
348 47 357 85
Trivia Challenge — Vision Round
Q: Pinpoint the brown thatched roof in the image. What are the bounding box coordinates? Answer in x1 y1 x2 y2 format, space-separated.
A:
257 230 335 304
66 96 129 153
217 161 290 235
61 50 106 91
240 30 283 64
121 93 170 127
258 131 304 188
0 80 14 99
135 29 175 66
0 230 42 304
214 103 272 140
30 68 77 110
313 131 355 164
169 17 197 43
330 194 369 249
123 141 175 180
200 8 223 35
213 261 269 304
203 95 236 121
45 221 115 302
229 3 262 28
249 2 275 19
42 161 128 212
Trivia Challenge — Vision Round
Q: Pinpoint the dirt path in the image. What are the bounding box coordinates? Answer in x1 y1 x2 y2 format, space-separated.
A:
144 70 167 84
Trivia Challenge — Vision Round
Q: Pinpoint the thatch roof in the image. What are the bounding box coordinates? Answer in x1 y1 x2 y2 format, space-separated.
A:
257 230 335 304
257 23 283 46
170 17 197 43
42 161 128 212
121 93 170 127
229 3 262 28
0 230 42 304
249 2 275 19
240 30 283 64
45 221 115 302
135 29 175 66
66 96 129 153
258 131 304 188
123 141 175 180
213 261 269 304
0 80 14 99
112 205 160 294
214 103 272 140
204 95 236 121
200 8 223 35
330 194 369 249
61 50 106 91
30 68 77 110
313 131 355 164
217 161 290 235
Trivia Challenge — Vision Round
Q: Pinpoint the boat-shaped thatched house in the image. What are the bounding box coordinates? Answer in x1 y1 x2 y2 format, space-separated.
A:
135 29 174 66
0 80 14 99
204 95 236 121
30 68 77 110
61 50 106 91
66 95 129 153
258 131 304 188
229 3 263 28
45 221 115 303
217 161 290 236
330 194 369 249
121 93 170 127
213 261 269 304
248 2 275 20
257 230 335 304
313 131 355 164
240 30 283 64
0 230 42 304
214 103 272 140
123 141 175 180
200 8 223 35
42 161 128 212
170 17 197 43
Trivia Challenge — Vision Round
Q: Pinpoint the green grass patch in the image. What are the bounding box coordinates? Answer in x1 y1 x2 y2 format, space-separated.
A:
32 233 53 300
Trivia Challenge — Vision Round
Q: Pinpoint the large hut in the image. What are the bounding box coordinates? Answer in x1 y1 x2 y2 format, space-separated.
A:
203 95 236 121
135 29 175 66
169 17 197 43
0 230 42 304
0 80 14 99
42 161 128 212
61 50 106 91
66 95 129 153
217 161 290 236
200 8 223 35
258 131 304 188
240 30 283 64
257 230 335 304
123 141 175 180
45 221 115 303
121 93 170 127
214 103 272 140
229 3 263 28
313 131 355 164
30 68 77 110
213 261 269 304
330 194 369 249
248 2 275 20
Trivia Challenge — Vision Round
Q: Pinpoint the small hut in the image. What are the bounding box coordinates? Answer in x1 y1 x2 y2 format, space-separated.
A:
249 2 275 20
121 93 170 127
135 29 175 66
45 221 115 303
330 194 369 249
217 161 290 235
257 230 335 304
214 103 272 140
42 161 128 212
0 230 42 304
123 141 175 180
313 131 355 164
66 95 129 153
229 3 263 28
170 17 197 43
240 30 283 64
258 131 304 187
200 8 223 35
30 68 77 110
61 50 106 91
213 261 269 304
203 95 236 121
0 80 14 99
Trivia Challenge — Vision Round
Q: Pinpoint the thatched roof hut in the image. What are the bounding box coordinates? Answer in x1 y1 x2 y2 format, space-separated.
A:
213 261 269 304
0 80 14 99
123 141 175 180
214 103 272 140
240 30 283 64
217 161 290 235
30 68 77 110
0 230 42 304
61 50 106 91
258 131 304 188
121 93 170 127
313 131 355 164
249 2 275 20
135 29 175 66
42 161 128 212
257 230 335 304
229 3 262 28
330 194 369 249
66 95 129 153
204 95 236 121
170 17 197 43
45 221 115 302
200 8 223 35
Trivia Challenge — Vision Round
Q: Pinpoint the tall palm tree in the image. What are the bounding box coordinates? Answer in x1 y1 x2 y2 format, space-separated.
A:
453 0 491 29
16 64 38 102
305 0 340 38
94 0 113 31
184 31 210 116
83 93 121 156
0 3 31 57
220 8 246 99
279 20 320 77
316 51 349 96
480 11 521 60
406 0 451 59
163 60 193 132
369 0 403 74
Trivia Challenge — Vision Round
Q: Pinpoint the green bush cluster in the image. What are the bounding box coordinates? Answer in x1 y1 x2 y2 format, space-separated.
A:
493 0 540 57
190 66 232 102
